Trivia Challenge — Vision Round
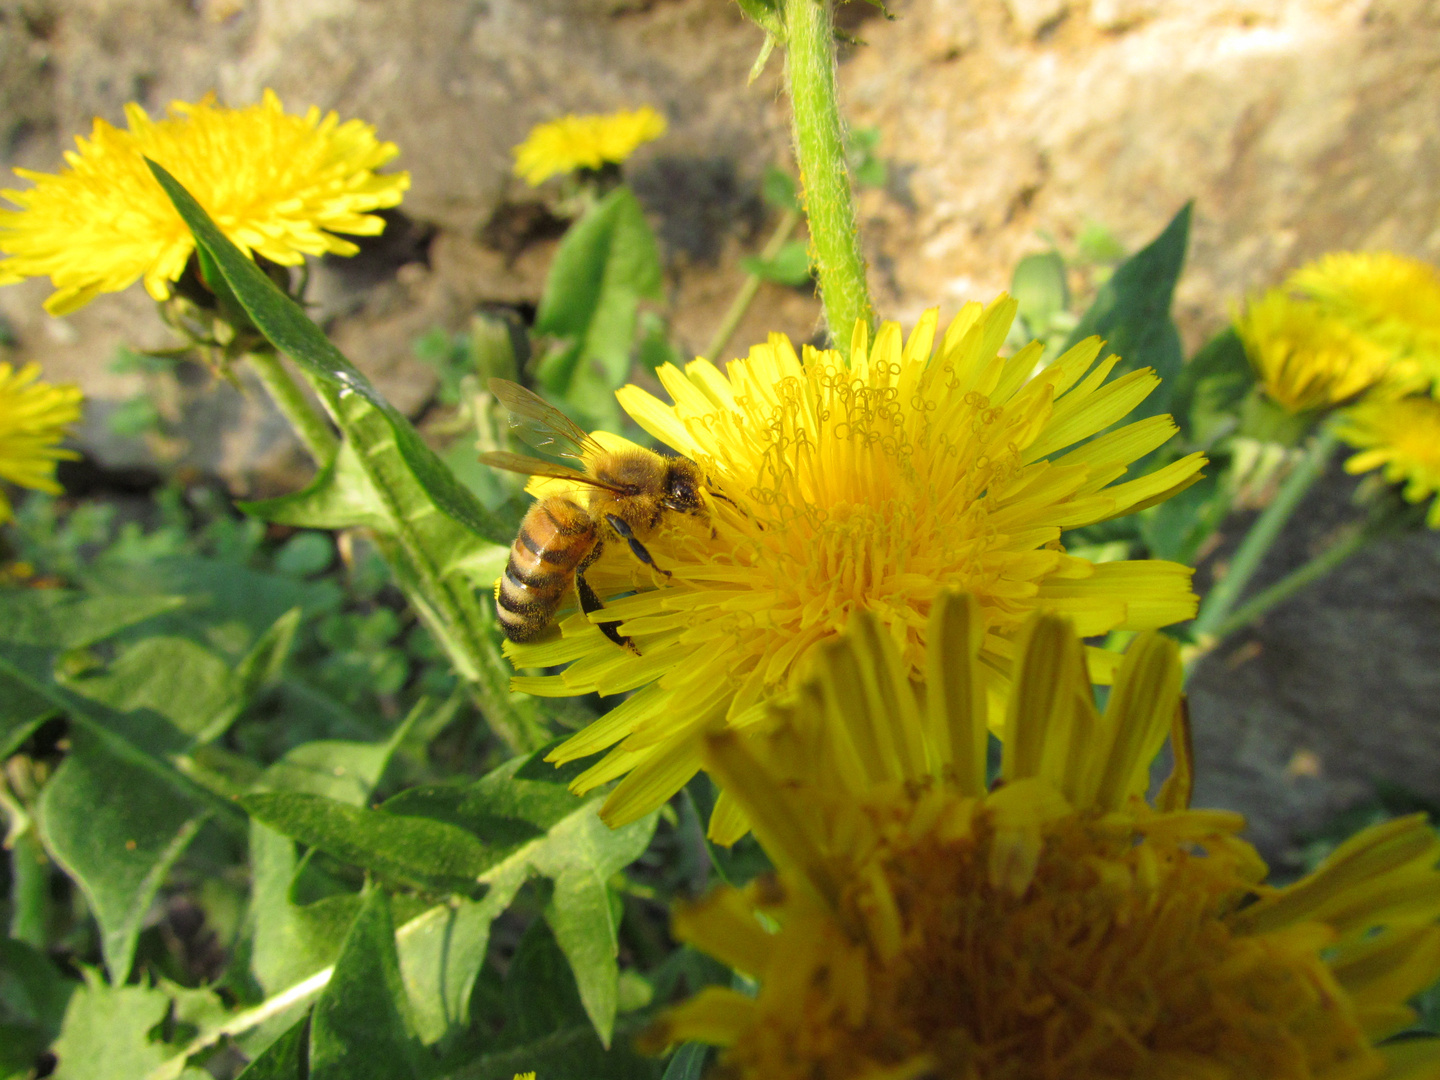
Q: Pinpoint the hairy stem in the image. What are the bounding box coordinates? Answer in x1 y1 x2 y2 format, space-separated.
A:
247 349 339 464
780 0 873 353
1190 427 1338 642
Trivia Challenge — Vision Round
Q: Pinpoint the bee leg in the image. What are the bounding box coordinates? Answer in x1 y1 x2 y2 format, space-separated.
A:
604 514 672 579
577 541 639 654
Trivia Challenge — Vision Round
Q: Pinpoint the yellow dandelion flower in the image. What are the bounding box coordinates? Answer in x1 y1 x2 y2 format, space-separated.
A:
645 593 1440 1080
1338 394 1440 528
508 298 1206 837
0 362 82 523
0 90 410 316
513 107 667 186
1235 288 1410 413
1289 251 1440 388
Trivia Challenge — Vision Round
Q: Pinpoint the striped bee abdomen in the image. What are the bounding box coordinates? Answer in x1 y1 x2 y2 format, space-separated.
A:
495 498 597 642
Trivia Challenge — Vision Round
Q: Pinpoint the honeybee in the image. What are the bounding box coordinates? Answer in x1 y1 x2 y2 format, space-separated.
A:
480 378 712 651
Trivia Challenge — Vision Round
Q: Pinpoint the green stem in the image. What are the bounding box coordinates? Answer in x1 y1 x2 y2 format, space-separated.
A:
309 383 548 754
1190 427 1339 641
1203 525 1372 644
780 0 873 353
8 830 49 946
704 207 801 362
247 349 339 464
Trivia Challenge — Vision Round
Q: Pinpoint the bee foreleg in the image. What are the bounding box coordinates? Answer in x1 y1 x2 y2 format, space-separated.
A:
577 541 640 654
604 514 672 579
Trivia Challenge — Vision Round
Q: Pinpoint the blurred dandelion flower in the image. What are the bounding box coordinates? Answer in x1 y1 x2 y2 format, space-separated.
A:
0 90 410 316
512 107 667 186
1235 288 1407 413
1289 251 1440 388
0 362 82 523
646 593 1440 1080
510 298 1206 836
1338 393 1440 528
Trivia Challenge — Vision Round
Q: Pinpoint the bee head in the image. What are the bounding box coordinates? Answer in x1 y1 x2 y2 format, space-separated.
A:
661 459 709 516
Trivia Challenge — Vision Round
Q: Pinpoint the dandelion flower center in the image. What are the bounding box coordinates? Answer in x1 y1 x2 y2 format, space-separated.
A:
511 300 1207 836
650 595 1440 1080
705 796 1375 1080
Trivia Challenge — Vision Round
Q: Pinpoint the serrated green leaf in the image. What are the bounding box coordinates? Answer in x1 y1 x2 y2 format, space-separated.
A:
235 1013 308 1080
50 969 172 1080
533 186 663 402
309 889 425 1080
427 920 660 1080
238 441 392 533
1061 203 1192 422
0 591 184 648
146 160 508 549
242 792 494 891
740 241 813 287
37 729 211 982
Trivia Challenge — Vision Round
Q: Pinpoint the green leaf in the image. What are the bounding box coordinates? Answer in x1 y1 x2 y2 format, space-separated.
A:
0 591 184 649
241 792 494 892
1169 327 1253 445
246 821 363 999
662 1043 709 1080
740 241 813 287
533 186 663 400
1061 203 1192 422
239 442 392 533
430 919 659 1080
37 728 210 982
49 969 172 1080
255 695 424 805
229 608 301 727
1011 251 1070 334
309 889 425 1080
234 1013 308 1080
761 166 800 212
62 636 237 741
83 556 340 660
274 533 334 577
0 666 56 759
145 159 508 548
1140 469 1227 564
734 0 783 36
0 939 73 1079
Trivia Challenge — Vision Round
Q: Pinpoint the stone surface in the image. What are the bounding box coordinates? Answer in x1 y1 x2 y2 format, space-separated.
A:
1188 468 1440 869
1 0 1438 859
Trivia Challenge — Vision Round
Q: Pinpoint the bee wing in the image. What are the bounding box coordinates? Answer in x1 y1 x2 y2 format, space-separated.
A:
488 379 603 462
478 451 625 493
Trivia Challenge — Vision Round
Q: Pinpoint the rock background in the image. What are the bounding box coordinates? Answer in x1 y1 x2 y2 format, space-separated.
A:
2 0 1438 865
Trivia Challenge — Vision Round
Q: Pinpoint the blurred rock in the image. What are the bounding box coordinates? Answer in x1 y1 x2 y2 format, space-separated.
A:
1189 469 1440 870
